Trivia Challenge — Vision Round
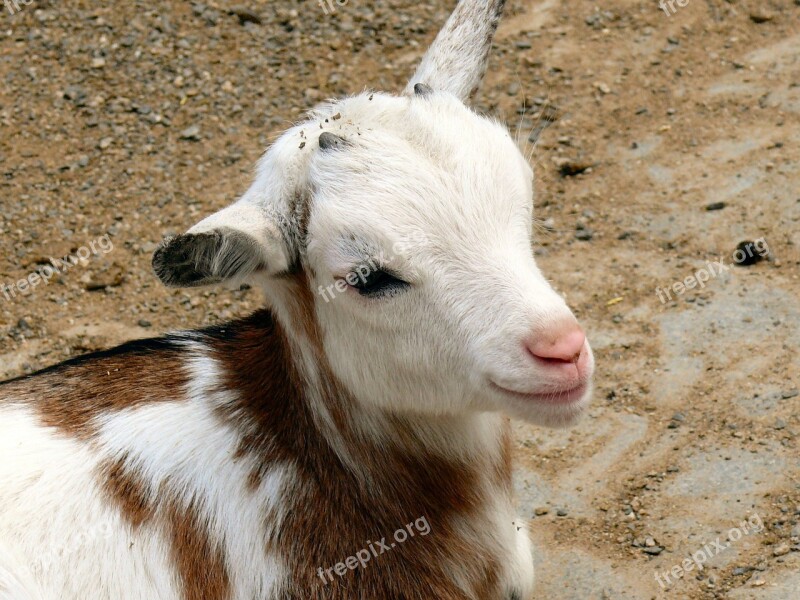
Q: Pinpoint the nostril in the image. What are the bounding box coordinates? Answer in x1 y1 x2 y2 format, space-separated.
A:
526 327 585 364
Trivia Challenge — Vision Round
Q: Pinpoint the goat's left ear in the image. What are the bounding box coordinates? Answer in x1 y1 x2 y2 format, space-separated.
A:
152 201 291 288
405 0 506 101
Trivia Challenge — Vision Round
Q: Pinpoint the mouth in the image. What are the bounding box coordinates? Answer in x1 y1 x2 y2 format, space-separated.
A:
490 380 589 406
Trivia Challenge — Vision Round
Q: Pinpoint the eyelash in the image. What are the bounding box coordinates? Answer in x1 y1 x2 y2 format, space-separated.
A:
346 265 409 298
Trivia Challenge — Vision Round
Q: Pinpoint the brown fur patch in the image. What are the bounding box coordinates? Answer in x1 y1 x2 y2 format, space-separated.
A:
1 338 189 439
200 272 512 599
100 455 155 530
166 499 231 600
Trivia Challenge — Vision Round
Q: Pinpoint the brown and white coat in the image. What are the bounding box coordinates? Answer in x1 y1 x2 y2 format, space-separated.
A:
0 1 594 599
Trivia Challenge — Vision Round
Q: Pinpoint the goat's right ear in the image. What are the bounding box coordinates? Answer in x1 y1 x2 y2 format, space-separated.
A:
152 201 291 288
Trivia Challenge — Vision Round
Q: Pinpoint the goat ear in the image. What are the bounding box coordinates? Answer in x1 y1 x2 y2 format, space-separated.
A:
405 0 506 101
152 202 291 288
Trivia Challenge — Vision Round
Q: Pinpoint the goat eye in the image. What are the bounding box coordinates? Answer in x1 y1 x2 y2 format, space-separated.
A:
347 267 408 298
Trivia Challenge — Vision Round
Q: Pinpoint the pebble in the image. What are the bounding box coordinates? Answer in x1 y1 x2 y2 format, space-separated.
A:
230 6 262 25
749 12 774 23
180 125 202 141
594 82 611 95
138 319 152 328
781 389 798 399
534 507 550 516
772 543 790 557
556 159 594 177
575 229 593 241
556 508 568 517
705 201 726 211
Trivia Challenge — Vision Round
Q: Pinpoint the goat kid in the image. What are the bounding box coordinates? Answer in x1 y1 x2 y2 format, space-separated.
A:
0 1 594 599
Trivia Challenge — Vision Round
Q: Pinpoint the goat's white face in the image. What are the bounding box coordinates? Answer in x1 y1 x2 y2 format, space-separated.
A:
153 0 594 427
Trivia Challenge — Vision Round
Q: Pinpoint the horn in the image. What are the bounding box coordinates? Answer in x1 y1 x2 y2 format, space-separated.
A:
318 132 349 151
413 83 434 97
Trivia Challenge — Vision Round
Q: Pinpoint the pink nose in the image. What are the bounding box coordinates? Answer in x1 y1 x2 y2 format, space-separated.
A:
526 325 586 364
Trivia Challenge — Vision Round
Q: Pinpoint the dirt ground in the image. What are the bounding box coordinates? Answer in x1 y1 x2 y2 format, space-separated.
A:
1 0 798 598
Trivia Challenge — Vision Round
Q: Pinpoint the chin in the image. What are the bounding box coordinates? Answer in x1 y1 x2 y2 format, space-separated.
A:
495 382 593 428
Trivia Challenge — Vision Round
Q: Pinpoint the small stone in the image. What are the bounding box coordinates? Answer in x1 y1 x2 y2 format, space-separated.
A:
773 543 791 557
515 40 532 49
304 88 322 103
595 82 611 94
507 82 520 96
84 271 124 291
781 389 798 399
575 229 593 241
733 240 766 266
642 546 663 555
705 201 726 211
138 319 152 328
180 125 201 141
556 158 594 177
749 12 773 23
774 419 787 430
98 137 113 150
534 507 549 516
230 6 262 25
556 508 568 517
91 57 106 68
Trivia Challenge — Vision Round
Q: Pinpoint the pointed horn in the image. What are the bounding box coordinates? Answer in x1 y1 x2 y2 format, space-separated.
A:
404 0 506 101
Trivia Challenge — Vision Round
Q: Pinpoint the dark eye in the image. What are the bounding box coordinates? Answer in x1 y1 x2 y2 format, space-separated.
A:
347 266 409 298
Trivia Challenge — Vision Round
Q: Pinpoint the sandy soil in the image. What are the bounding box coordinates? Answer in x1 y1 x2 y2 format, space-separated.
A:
1 1 798 598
